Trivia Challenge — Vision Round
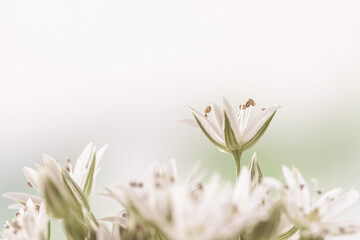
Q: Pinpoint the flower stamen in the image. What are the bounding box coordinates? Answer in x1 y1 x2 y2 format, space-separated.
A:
204 105 212 117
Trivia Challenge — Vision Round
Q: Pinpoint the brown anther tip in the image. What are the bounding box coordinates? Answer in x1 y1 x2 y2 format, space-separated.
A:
35 205 40 211
316 190 322 195
245 101 251 107
129 181 137 187
27 181 33 188
4 224 9 229
261 108 266 111
66 157 71 163
15 212 20 217
248 99 256 106
204 113 208 117
56 160 60 163
122 213 127 218
65 166 70 172
204 105 212 114
138 182 143 188
300 184 305 190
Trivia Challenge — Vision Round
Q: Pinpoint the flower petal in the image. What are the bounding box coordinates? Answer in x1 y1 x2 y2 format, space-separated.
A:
73 143 95 187
3 192 42 206
178 119 200 128
187 105 225 145
23 167 40 192
242 106 280 146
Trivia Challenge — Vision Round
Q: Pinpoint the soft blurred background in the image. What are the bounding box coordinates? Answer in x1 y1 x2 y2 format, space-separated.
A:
0 0 360 239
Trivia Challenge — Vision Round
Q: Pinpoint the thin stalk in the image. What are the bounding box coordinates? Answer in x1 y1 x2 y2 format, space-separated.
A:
231 150 242 178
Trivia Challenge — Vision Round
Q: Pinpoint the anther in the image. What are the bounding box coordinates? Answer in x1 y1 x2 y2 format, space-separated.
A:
27 181 33 188
248 99 256 106
204 105 212 117
300 184 305 190
239 104 248 110
122 213 127 218
66 157 71 164
65 166 70 172
261 108 266 111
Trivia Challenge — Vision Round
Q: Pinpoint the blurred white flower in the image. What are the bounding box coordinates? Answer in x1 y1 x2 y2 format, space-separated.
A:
3 143 106 209
281 166 360 239
1 199 48 240
106 160 281 240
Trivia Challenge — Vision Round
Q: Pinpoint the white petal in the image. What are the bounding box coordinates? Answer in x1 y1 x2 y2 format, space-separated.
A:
233 167 250 203
23 167 40 192
187 105 225 145
8 203 25 209
3 192 42 205
211 102 224 134
320 220 360 235
242 106 281 143
166 159 177 184
95 144 108 169
100 215 127 227
321 189 359 220
73 143 94 184
177 119 200 128
222 97 241 144
97 225 112 240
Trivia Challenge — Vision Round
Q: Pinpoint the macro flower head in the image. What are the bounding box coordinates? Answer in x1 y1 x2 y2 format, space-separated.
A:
105 160 284 240
181 97 280 176
281 166 360 239
1 199 48 240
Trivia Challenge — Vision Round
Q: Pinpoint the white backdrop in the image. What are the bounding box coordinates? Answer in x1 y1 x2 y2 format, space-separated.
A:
1 1 360 239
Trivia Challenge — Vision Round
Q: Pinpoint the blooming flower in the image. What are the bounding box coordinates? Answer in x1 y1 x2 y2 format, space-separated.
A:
105 160 282 240
3 143 107 209
281 166 360 239
180 98 280 176
1 199 49 240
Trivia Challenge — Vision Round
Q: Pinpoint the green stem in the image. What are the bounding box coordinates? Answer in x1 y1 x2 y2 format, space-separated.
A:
231 150 242 178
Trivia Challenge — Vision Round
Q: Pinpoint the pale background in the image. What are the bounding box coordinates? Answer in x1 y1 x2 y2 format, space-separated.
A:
1 0 360 239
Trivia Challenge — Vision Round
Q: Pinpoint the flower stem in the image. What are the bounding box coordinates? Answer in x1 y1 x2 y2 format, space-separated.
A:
231 150 242 178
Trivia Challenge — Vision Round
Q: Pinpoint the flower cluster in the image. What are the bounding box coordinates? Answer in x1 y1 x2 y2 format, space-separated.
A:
1 98 359 240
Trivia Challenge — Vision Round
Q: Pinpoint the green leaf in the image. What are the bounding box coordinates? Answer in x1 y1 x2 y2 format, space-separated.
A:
242 111 277 150
224 111 240 151
193 114 228 152
83 153 96 199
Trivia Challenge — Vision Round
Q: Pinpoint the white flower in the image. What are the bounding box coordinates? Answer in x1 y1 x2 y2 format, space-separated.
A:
180 98 280 153
3 143 107 209
106 160 281 240
1 199 49 240
281 166 360 238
